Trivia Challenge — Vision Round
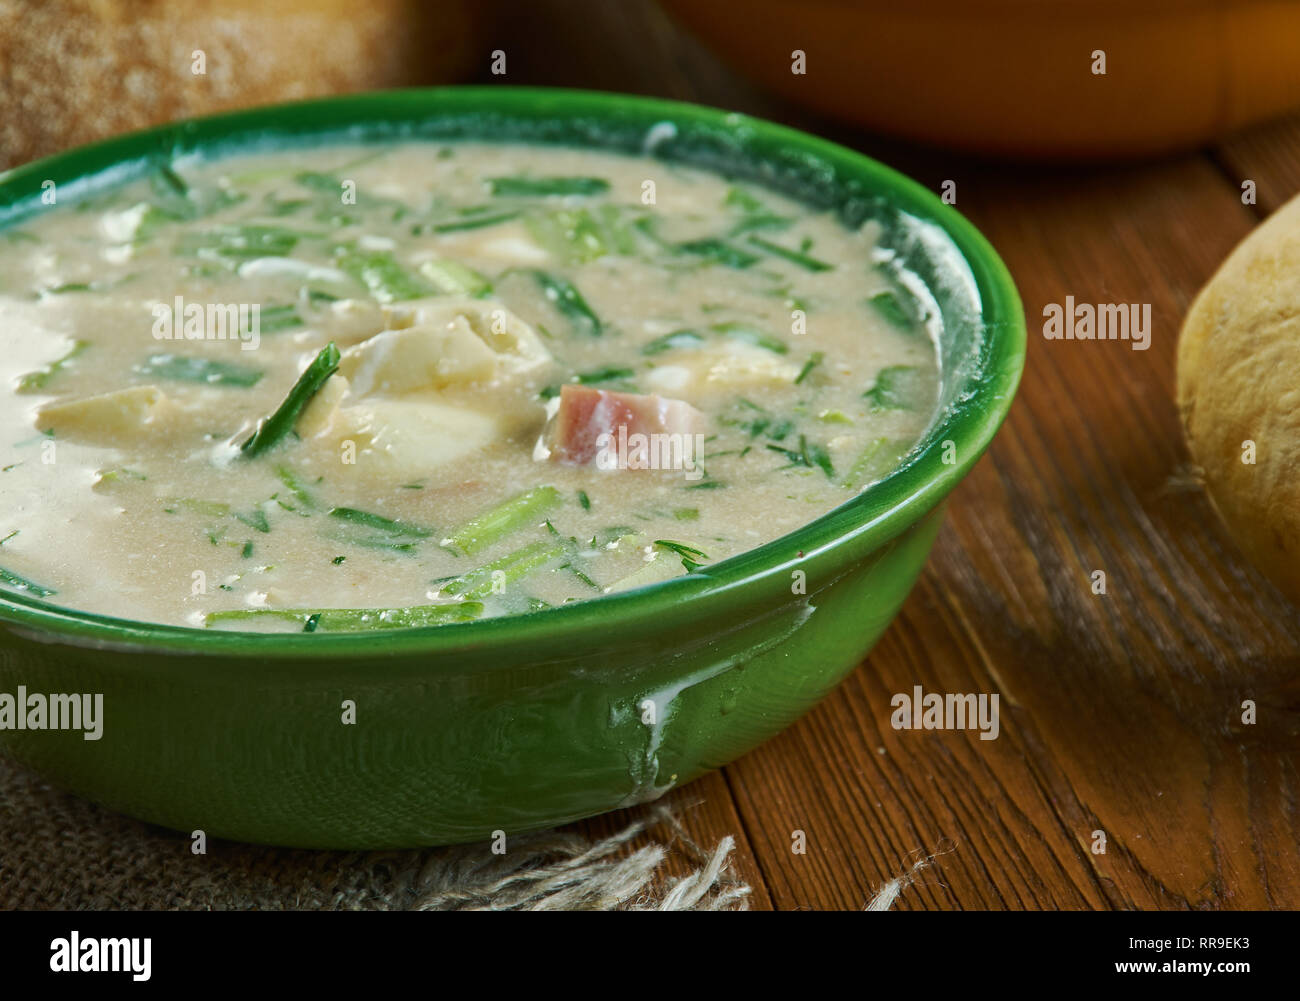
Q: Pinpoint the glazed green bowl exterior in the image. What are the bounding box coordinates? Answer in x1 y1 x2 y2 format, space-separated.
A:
0 88 1024 848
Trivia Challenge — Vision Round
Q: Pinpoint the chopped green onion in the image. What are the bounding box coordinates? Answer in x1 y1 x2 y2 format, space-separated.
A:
153 164 189 199
234 509 271 533
844 437 910 489
642 329 704 355
794 351 825 385
718 398 793 441
530 271 603 336
0 565 56 597
524 206 638 264
240 342 340 458
254 304 304 333
16 340 89 393
728 214 793 237
442 486 562 557
294 171 345 194
265 195 310 216
176 224 307 260
326 507 432 554
869 289 920 330
137 166 244 235
746 234 833 272
543 520 600 590
336 248 430 302
766 434 835 478
723 187 766 214
864 365 930 411
205 602 484 631
652 540 710 573
711 321 788 355
275 466 319 510
575 366 635 385
439 541 566 599
677 238 760 269
419 258 492 297
489 176 610 197
328 506 432 537
589 525 635 547
722 187 792 236
526 209 606 263
134 353 262 388
423 210 522 233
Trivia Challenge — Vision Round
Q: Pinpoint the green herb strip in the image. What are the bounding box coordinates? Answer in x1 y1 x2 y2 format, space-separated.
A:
134 353 263 388
766 434 835 478
864 365 928 411
677 238 760 269
652 540 710 573
443 486 562 557
746 234 833 272
794 351 825 385
240 342 340 458
643 329 705 356
336 248 430 302
206 602 483 631
439 541 566 600
531 271 603 336
328 507 432 537
489 176 610 197
0 566 56 597
17 340 89 393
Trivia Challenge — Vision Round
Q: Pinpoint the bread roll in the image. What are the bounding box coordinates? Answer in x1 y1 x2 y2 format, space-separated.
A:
0 0 487 169
1178 192 1300 603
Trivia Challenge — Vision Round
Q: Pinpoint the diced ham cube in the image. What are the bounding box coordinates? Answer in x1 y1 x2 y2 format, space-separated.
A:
544 384 703 467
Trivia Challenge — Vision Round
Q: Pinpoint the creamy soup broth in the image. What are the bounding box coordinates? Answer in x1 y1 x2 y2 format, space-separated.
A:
0 142 939 630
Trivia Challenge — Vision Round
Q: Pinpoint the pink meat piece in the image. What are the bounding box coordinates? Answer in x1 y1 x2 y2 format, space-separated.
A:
545 384 702 466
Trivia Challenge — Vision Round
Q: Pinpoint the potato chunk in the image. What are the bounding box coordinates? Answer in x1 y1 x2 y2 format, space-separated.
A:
332 399 498 478
339 325 497 395
296 374 351 438
645 342 799 397
35 385 172 443
320 298 387 345
339 298 551 395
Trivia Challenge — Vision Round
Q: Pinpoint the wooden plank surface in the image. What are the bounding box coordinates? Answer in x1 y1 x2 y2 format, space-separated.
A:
499 0 1300 909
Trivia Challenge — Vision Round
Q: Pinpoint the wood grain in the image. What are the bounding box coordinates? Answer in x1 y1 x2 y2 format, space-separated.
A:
503 0 1300 910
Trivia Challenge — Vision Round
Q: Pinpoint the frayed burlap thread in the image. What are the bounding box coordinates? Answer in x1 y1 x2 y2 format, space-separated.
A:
864 841 956 911
0 757 749 911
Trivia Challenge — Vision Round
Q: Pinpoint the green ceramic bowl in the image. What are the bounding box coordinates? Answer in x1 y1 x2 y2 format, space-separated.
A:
0 88 1024 848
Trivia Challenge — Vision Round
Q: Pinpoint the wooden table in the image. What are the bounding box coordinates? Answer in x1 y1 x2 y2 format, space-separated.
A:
496 0 1300 910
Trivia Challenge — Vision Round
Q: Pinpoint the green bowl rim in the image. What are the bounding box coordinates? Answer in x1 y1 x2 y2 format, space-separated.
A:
0 86 1025 658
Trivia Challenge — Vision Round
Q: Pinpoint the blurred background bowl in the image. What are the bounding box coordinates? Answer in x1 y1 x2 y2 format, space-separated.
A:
659 0 1300 159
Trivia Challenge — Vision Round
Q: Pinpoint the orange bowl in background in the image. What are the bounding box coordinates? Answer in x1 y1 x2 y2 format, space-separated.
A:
659 0 1300 159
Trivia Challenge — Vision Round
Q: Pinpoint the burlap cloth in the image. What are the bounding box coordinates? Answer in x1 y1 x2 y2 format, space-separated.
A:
0 755 750 910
